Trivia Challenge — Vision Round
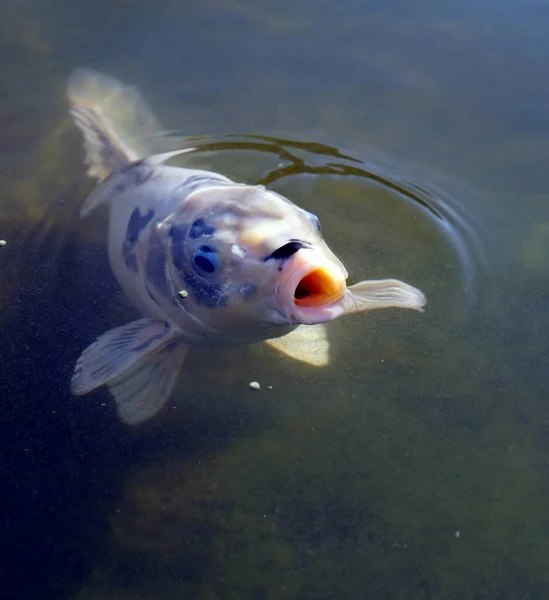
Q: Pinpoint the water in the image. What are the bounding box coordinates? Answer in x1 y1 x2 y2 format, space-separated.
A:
2 0 549 598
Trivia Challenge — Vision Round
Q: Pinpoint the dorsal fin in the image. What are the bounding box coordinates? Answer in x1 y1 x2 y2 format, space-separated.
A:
78 149 197 218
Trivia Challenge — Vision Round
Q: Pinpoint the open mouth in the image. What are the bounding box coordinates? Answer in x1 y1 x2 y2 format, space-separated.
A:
294 268 345 308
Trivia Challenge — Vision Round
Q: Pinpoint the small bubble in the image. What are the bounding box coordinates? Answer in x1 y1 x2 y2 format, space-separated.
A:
454 530 460 539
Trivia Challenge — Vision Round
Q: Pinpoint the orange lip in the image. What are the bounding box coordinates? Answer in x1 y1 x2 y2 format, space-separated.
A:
293 267 346 308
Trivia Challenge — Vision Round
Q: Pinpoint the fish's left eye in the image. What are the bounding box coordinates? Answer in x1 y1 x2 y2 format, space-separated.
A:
193 245 219 274
306 211 322 232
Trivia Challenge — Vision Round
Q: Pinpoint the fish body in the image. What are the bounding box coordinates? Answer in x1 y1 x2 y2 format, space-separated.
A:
100 158 335 345
67 68 426 425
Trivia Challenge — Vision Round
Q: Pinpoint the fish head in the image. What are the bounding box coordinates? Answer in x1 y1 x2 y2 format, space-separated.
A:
163 183 425 337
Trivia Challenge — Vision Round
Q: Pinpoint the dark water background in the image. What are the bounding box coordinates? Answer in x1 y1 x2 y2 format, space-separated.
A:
2 0 549 598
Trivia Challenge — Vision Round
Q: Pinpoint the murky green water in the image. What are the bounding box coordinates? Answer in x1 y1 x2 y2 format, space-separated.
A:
2 1 549 598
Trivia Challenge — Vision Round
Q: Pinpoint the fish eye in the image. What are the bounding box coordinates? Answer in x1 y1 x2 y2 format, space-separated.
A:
192 245 218 274
306 211 322 232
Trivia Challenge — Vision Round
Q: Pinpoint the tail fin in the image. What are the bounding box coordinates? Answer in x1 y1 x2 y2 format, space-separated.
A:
67 68 164 181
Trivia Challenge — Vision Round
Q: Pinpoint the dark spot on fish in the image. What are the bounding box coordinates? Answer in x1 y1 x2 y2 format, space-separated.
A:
264 240 309 262
169 226 188 271
127 208 155 244
119 159 157 189
146 228 169 297
169 223 227 308
123 207 155 272
182 271 228 308
189 218 215 239
169 225 187 243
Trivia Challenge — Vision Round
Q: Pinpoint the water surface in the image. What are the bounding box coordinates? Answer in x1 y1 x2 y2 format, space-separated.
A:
2 1 549 599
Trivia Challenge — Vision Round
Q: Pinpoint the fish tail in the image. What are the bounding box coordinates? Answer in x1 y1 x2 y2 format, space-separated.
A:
67 68 164 182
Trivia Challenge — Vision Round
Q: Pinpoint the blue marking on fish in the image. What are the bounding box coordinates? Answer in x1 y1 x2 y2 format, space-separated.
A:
146 226 169 297
168 224 228 308
117 159 156 191
127 208 155 244
168 225 188 271
168 225 187 244
123 207 155 272
189 218 215 239
182 270 228 308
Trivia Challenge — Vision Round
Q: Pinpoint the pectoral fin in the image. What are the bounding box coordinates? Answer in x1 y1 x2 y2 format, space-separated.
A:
70 318 188 425
345 279 426 314
108 340 188 425
264 324 330 367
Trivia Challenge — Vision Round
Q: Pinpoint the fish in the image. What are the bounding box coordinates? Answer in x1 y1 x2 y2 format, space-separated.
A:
67 68 426 426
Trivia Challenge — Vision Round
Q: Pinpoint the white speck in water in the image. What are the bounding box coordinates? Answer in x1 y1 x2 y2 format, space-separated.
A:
0 239 7 247
454 530 460 539
249 381 261 390
178 289 189 298
266 385 273 390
